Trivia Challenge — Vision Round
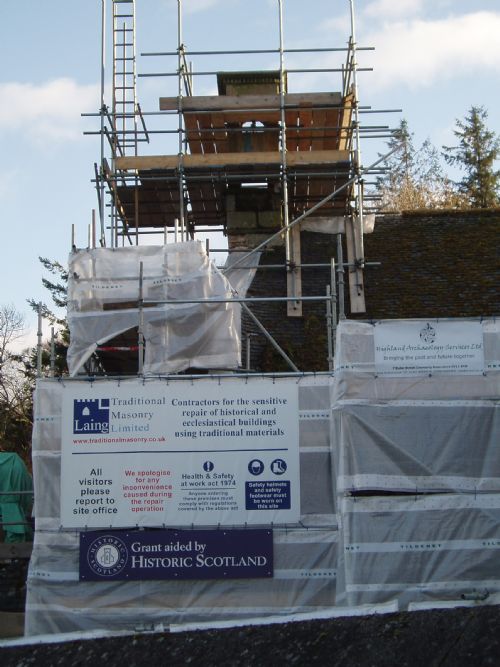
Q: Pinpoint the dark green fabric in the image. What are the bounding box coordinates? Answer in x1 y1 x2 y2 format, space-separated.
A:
0 452 33 543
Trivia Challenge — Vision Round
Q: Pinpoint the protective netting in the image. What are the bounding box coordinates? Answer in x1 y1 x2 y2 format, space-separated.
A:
333 318 500 609
26 376 336 635
66 242 242 375
339 494 500 608
26 317 500 634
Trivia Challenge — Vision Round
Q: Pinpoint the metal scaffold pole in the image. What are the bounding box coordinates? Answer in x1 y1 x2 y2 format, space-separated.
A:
99 0 107 247
138 261 144 375
36 303 43 378
177 0 186 236
82 0 400 378
349 0 364 263
337 234 346 320
278 0 300 316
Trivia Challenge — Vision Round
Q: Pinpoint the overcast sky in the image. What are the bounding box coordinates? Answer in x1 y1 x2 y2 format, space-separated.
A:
1 0 499 347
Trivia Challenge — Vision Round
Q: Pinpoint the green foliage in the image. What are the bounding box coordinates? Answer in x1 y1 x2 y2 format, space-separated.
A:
27 257 68 331
27 257 69 372
443 106 500 208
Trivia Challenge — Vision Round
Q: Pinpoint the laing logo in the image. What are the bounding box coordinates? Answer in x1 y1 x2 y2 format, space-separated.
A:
74 398 110 434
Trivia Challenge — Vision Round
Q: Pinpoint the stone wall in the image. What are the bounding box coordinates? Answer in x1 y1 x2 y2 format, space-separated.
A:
241 209 500 372
357 209 500 320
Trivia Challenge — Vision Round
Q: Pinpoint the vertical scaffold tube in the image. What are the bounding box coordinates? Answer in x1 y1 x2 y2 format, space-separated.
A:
177 0 186 233
326 285 333 371
330 257 338 364
278 1 291 271
100 0 107 247
349 0 364 264
50 327 55 377
138 261 144 375
337 234 346 320
37 303 43 378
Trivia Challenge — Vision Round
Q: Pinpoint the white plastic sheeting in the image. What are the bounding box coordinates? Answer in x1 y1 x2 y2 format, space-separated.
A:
333 402 500 494
26 375 336 636
223 250 262 298
66 242 241 375
339 494 500 608
333 318 500 609
334 319 500 380
26 317 500 634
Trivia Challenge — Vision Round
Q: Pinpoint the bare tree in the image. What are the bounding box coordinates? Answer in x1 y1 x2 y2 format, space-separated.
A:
0 304 25 365
0 305 32 462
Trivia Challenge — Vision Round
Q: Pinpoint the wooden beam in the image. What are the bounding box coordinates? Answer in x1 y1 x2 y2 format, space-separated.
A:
287 226 302 317
338 93 354 151
116 150 350 171
160 92 344 112
345 215 366 314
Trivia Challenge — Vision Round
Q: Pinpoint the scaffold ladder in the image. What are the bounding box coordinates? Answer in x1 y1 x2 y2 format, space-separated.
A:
112 0 138 157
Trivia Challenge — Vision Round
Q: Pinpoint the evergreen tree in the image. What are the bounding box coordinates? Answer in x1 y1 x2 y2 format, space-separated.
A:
377 120 461 211
27 257 69 375
27 257 68 330
443 106 500 208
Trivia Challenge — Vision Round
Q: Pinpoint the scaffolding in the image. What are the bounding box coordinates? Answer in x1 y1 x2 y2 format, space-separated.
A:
75 0 399 377
26 5 500 637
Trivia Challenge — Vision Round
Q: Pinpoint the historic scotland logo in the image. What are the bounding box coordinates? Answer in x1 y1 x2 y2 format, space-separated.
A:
86 535 128 577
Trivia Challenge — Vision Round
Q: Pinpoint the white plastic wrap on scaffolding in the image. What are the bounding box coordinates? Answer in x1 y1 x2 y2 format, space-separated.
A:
26 375 337 635
339 494 500 608
333 319 500 402
333 318 500 609
333 402 500 494
66 241 241 375
223 250 262 297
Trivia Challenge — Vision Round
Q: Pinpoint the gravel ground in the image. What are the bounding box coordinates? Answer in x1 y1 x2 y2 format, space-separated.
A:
2 606 500 666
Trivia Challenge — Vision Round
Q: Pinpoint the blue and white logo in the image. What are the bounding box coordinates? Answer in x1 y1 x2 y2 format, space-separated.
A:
73 398 110 434
248 459 265 476
270 458 287 475
87 535 128 577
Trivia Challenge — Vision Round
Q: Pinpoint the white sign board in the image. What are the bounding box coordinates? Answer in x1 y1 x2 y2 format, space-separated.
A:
374 320 484 376
61 377 300 528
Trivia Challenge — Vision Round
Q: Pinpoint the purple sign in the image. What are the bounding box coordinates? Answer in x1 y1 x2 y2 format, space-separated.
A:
245 481 291 510
79 528 273 581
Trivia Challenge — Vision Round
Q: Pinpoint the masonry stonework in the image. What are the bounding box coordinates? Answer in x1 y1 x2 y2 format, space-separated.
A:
241 209 500 372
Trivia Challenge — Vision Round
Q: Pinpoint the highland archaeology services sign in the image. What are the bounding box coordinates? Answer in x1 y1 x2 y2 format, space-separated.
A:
79 528 273 581
374 320 484 376
60 377 300 528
